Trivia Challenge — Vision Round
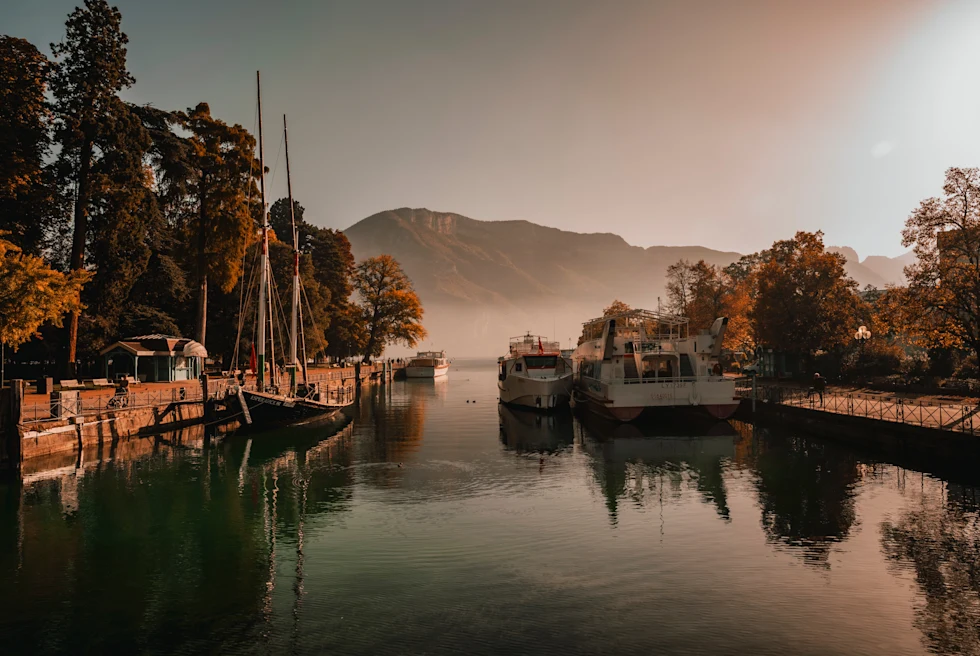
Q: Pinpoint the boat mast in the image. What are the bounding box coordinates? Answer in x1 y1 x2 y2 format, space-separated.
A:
284 114 300 395
256 71 269 393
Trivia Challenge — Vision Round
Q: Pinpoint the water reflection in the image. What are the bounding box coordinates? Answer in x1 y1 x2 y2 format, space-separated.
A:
746 425 860 568
577 413 737 525
881 476 980 656
0 419 356 654
498 404 574 455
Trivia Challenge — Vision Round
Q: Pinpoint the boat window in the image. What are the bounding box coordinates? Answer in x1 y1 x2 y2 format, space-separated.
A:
515 362 523 372
679 354 694 377
624 342 634 354
524 356 557 368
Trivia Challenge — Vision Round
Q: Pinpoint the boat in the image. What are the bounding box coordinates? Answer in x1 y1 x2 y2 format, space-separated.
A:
497 333 573 411
237 72 352 426
405 351 450 378
570 308 738 422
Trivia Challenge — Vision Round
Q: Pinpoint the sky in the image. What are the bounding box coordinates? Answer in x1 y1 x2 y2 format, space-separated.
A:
4 0 980 258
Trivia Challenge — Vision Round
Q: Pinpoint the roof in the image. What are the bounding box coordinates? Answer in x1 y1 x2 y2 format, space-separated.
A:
99 335 208 358
581 308 688 328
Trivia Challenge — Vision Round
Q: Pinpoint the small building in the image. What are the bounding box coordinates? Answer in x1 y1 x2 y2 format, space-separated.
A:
99 335 207 383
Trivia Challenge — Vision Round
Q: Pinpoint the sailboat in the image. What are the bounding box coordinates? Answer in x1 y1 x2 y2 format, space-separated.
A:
239 71 353 426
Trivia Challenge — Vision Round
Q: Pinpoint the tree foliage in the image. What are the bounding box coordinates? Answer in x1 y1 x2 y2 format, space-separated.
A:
0 235 90 349
0 37 56 254
50 0 134 368
181 102 260 346
354 255 426 361
665 259 753 351
902 167 980 359
750 231 861 356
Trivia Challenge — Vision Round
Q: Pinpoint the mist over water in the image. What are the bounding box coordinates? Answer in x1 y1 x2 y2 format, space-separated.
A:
2 360 978 655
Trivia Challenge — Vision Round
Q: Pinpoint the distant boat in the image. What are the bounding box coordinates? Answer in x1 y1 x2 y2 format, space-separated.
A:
405 351 450 378
570 309 738 422
497 333 572 411
238 72 352 426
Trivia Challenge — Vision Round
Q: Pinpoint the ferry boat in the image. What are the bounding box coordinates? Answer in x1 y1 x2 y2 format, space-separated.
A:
405 351 450 378
497 334 573 411
570 309 738 422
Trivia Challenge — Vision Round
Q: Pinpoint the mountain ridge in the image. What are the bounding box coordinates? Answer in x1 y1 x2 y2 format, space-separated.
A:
344 208 912 355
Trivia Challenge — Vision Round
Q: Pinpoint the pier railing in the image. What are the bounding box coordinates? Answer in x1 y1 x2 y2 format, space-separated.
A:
737 379 980 435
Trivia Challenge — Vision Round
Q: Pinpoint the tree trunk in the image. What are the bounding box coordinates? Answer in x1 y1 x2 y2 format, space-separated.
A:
196 196 208 346
66 138 94 377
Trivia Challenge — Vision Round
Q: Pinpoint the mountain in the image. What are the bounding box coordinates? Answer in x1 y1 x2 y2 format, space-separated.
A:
344 208 913 355
828 246 914 288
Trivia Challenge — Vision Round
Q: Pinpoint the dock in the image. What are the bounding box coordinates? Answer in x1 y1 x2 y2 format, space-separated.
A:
0 361 404 473
736 379 980 461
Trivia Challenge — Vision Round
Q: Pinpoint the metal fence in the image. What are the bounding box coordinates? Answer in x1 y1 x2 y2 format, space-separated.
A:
737 379 980 436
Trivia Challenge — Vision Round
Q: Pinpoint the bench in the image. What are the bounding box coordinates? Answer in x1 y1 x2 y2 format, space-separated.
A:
91 378 113 388
118 375 141 386
59 379 83 390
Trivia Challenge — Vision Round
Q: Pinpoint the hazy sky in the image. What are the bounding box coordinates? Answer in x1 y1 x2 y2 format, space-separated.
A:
5 0 979 258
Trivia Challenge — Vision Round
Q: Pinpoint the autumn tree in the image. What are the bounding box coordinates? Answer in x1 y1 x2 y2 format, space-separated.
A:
664 259 754 352
602 299 632 316
50 0 135 371
0 37 56 254
181 102 260 347
902 167 980 361
0 234 90 349
751 231 861 360
354 255 426 361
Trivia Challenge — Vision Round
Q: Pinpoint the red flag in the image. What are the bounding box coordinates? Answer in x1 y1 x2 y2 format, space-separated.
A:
249 343 257 374
538 337 544 354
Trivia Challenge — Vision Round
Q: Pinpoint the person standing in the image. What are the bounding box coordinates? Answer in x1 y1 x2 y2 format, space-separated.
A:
813 372 826 406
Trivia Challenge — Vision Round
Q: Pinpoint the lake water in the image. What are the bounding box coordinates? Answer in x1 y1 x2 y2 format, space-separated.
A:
2 360 979 655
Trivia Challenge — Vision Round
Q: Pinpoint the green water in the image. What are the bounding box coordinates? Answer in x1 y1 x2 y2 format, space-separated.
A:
2 360 979 655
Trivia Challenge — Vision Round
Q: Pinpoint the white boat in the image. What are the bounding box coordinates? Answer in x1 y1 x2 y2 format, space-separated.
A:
497 334 573 411
570 309 738 422
405 351 450 378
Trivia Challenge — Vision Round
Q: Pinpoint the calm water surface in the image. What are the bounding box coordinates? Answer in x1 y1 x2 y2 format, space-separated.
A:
2 360 980 655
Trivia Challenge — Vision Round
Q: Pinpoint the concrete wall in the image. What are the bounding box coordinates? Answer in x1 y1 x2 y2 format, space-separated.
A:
20 401 206 461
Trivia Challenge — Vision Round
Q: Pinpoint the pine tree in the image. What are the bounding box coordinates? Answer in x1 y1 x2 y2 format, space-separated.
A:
0 37 56 254
50 0 135 372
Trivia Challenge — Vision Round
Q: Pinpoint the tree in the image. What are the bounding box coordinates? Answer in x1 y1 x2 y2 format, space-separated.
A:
270 198 357 358
665 260 693 315
0 234 90 349
751 231 861 360
79 99 160 356
664 259 754 352
181 102 260 347
50 0 135 371
902 167 980 361
353 255 426 361
0 37 56 254
602 299 632 316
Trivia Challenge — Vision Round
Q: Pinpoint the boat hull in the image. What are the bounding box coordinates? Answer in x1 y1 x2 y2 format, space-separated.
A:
498 374 573 411
572 377 739 423
241 390 346 426
405 365 449 378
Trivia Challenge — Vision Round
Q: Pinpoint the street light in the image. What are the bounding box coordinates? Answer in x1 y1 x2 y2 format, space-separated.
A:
854 325 871 342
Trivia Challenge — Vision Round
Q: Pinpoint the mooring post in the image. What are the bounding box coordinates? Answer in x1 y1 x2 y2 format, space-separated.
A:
200 373 210 422
6 379 24 469
751 375 757 414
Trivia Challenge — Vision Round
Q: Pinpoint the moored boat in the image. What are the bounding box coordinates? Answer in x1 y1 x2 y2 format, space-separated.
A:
405 351 450 378
234 73 353 428
498 333 573 411
570 309 738 422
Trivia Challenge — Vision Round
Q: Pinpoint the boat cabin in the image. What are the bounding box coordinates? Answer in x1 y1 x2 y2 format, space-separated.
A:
499 334 569 380
409 351 448 367
574 310 726 382
99 335 207 383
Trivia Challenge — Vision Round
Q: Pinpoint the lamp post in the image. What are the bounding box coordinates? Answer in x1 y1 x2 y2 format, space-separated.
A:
854 325 871 343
